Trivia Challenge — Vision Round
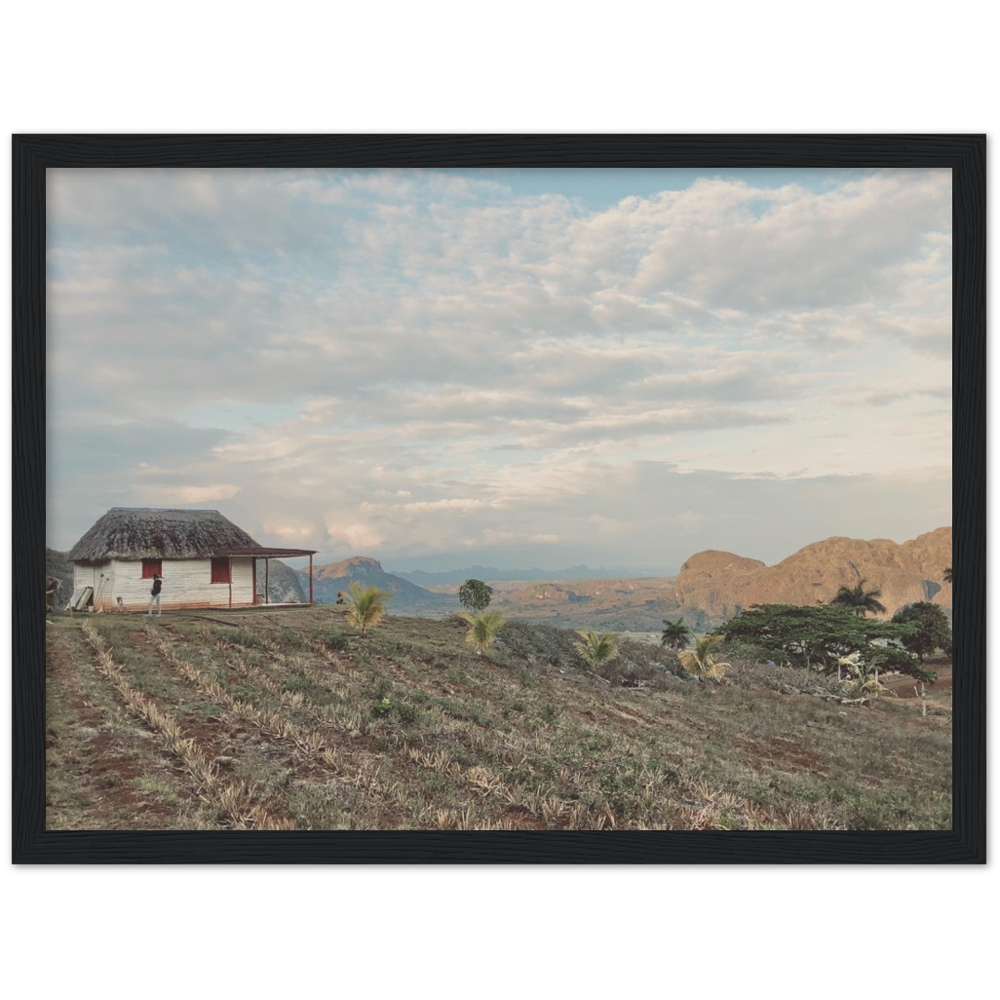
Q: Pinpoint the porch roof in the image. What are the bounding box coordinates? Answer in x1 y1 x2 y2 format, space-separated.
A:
217 546 317 558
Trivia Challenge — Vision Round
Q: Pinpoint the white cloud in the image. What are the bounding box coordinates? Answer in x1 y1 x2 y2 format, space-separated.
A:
149 484 241 504
46 167 952 565
325 519 384 552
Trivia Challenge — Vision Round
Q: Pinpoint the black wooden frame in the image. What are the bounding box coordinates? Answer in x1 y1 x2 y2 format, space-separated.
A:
13 135 985 863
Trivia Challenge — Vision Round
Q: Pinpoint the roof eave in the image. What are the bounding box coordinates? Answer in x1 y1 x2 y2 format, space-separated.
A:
217 547 318 558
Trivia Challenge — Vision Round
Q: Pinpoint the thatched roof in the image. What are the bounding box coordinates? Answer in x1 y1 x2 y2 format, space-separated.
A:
68 508 263 562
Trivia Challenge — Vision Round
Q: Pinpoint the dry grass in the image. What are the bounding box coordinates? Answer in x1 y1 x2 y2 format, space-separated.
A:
43 607 952 831
79 622 292 830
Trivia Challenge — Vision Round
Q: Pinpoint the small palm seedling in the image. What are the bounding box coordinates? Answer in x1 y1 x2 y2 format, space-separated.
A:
845 660 886 700
573 629 620 670
343 582 394 637
678 635 731 678
458 610 505 655
836 651 862 682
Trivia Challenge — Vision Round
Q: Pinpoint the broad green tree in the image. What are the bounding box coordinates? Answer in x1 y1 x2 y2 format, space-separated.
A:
573 629 620 670
343 582 394 637
828 579 887 617
719 604 924 675
458 579 494 613
660 617 692 650
891 602 952 661
458 610 505 655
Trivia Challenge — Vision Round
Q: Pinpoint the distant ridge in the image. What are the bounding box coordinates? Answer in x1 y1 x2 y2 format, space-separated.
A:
300 528 951 626
675 527 952 620
392 564 672 585
304 556 452 609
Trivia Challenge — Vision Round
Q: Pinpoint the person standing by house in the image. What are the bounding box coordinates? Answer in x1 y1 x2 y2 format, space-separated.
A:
147 573 163 617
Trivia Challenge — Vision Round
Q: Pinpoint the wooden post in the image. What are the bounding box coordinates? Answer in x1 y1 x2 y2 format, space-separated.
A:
265 559 270 604
228 556 233 609
309 554 314 606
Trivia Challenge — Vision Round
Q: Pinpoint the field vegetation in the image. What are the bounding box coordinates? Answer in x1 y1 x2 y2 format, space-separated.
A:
45 606 952 831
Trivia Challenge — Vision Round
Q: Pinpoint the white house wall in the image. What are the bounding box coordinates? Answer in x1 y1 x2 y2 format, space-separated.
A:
72 563 110 605
73 564 96 593
109 558 255 611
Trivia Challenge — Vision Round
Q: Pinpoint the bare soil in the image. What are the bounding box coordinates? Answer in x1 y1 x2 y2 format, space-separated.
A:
45 608 953 831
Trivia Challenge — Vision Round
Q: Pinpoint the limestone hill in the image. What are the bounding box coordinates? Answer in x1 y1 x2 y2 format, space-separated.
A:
676 527 952 621
305 556 452 611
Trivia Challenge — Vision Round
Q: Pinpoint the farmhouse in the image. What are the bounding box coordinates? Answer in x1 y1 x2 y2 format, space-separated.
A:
66 508 316 612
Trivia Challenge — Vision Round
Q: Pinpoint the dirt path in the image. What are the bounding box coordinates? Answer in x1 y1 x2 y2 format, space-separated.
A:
881 662 952 699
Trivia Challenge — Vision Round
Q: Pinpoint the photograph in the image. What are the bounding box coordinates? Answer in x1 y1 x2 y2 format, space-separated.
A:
14 135 984 862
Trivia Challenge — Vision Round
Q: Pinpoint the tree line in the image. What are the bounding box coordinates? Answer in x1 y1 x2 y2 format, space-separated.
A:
334 572 952 684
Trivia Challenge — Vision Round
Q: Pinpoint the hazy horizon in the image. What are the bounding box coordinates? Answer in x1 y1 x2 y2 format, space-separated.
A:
48 521 952 582
47 167 952 568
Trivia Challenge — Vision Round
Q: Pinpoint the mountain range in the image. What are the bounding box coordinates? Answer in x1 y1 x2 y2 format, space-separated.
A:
48 526 952 630
674 527 952 622
305 527 952 630
303 557 453 612
390 563 672 585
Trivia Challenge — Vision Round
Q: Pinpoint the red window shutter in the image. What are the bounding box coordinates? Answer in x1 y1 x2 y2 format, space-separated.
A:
141 559 162 579
211 558 231 584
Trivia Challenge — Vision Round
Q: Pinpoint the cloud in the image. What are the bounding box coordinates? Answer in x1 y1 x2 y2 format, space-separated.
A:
148 484 242 504
46 167 952 565
326 520 385 552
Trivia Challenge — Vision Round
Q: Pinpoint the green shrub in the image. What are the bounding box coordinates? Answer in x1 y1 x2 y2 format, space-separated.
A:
394 702 419 725
371 696 393 718
327 630 351 652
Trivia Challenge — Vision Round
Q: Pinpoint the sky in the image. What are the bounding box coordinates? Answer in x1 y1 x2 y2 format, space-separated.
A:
46 167 952 572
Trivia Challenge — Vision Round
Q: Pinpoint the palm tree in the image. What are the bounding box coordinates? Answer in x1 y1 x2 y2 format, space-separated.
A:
660 617 692 650
573 629 620 670
678 635 731 678
458 610 505 655
944 567 953 584
343 582 393 637
828 579 887 617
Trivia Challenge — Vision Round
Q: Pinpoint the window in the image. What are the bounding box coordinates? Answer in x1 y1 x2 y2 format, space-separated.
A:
141 559 162 579
211 557 231 584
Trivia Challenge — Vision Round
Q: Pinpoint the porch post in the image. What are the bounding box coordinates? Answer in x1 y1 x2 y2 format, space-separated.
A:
309 554 314 606
228 556 233 609
265 559 270 604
